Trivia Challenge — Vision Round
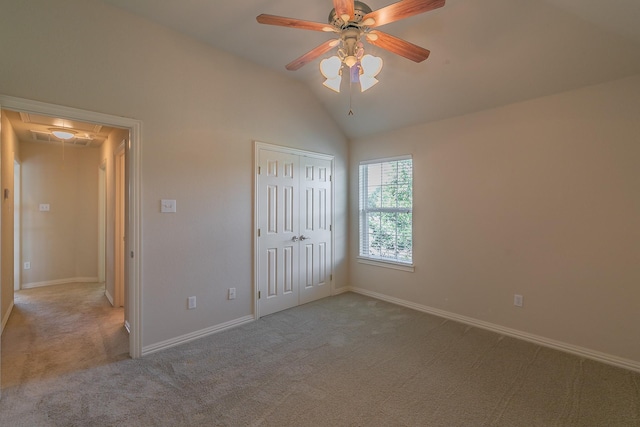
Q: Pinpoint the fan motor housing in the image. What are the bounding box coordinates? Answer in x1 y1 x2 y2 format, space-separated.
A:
328 1 373 27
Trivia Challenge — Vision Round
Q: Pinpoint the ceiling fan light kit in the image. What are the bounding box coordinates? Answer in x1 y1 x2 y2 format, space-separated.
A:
257 0 445 94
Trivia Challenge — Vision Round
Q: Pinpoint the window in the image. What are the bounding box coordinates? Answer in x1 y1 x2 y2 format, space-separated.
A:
359 156 413 265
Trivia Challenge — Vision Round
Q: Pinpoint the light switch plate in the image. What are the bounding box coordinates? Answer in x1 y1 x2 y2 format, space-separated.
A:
160 199 177 213
514 294 523 307
39 203 50 211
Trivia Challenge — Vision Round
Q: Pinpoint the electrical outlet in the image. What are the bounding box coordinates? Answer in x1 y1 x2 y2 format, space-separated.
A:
514 294 523 307
187 296 196 309
228 288 236 300
24 261 31 270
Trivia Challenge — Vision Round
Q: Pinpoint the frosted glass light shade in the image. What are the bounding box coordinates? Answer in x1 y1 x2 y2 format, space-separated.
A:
359 75 379 92
320 56 342 79
360 55 383 77
320 56 343 92
359 54 383 92
323 77 342 92
50 129 76 140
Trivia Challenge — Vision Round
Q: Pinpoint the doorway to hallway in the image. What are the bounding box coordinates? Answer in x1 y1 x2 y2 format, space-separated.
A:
0 95 142 361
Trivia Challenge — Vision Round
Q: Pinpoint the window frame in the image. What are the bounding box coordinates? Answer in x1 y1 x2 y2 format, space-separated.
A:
358 155 414 271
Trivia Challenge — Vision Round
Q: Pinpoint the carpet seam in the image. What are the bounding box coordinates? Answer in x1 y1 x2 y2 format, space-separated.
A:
486 345 542 426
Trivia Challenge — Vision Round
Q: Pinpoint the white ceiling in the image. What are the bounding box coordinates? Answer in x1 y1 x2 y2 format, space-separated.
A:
99 0 640 139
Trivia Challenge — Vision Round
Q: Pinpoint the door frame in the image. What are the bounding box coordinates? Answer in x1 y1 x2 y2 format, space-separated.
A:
114 143 125 308
0 95 143 358
98 160 106 286
13 158 21 291
253 141 336 319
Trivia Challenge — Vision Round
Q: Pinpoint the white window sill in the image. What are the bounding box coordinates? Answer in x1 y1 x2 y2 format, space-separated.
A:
357 257 415 272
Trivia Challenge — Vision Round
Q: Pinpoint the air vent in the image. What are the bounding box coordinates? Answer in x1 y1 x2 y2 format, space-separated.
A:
30 130 53 142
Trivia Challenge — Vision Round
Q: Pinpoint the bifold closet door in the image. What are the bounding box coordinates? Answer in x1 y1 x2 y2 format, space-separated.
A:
257 148 332 317
298 155 332 305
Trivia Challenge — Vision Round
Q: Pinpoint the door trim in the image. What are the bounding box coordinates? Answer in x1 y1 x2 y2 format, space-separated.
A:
0 94 143 358
98 160 106 286
253 141 335 319
13 158 21 291
114 143 125 308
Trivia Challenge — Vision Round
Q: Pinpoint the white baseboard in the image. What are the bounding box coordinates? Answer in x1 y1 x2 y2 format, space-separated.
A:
105 289 115 306
22 277 99 289
332 286 350 296
349 286 640 373
142 315 255 356
1 300 15 335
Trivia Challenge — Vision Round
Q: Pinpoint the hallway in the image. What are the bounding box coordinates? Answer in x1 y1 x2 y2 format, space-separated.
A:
2 282 128 389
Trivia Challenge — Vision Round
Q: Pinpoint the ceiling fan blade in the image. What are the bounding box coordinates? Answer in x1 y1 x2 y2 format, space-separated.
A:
286 39 338 71
364 0 445 28
333 0 355 21
257 14 333 32
367 30 430 62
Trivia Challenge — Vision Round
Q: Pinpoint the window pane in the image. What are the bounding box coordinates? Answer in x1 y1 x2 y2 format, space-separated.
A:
396 212 412 262
381 185 397 208
396 185 412 208
367 186 382 209
365 212 381 256
359 157 413 264
379 212 398 258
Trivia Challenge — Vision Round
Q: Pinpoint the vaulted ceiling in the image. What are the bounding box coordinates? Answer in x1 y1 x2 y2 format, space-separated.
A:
100 0 640 139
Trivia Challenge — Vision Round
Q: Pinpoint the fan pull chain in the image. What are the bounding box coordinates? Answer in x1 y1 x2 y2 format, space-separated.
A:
348 77 354 116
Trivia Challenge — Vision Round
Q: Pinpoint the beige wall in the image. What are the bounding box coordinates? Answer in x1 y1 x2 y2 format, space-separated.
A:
0 0 348 347
1 112 19 332
20 141 100 286
1 0 638 368
349 74 640 364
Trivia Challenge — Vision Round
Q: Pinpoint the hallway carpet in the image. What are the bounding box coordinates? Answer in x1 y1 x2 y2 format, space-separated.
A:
1 283 639 426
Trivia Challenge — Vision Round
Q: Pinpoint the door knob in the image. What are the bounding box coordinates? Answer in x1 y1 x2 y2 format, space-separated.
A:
291 236 300 242
299 235 309 241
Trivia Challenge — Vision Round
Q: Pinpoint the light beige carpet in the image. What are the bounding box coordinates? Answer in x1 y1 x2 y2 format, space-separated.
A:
1 282 639 426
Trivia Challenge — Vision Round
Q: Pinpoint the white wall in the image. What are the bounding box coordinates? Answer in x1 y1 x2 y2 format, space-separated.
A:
20 141 101 286
0 0 348 348
349 74 640 365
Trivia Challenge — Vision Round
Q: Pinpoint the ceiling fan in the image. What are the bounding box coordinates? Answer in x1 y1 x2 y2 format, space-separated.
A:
257 0 445 92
